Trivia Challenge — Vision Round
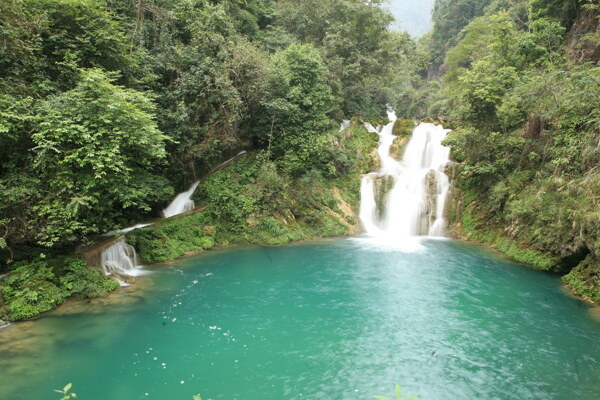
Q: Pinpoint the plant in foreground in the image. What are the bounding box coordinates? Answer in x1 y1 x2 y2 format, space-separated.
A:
373 384 419 400
54 383 77 399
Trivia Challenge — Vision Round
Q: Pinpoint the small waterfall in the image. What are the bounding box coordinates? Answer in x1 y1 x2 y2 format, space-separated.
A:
162 151 247 219
359 174 379 234
100 240 143 284
103 223 152 236
359 112 451 241
162 181 200 218
92 151 250 280
339 119 351 132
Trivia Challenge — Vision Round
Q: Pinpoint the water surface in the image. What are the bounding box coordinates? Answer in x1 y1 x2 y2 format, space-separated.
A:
1 238 599 400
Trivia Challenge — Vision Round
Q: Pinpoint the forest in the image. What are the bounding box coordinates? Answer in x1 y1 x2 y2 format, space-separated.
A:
0 0 598 321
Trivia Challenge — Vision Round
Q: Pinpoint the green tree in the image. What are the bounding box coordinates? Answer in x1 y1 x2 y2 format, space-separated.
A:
429 0 495 71
1 0 134 96
530 0 579 27
31 68 172 246
256 44 335 175
272 0 414 117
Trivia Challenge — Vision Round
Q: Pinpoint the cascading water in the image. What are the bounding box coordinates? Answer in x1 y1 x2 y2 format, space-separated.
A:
162 151 247 219
339 119 351 132
359 111 451 242
103 223 152 236
162 181 200 218
100 240 143 285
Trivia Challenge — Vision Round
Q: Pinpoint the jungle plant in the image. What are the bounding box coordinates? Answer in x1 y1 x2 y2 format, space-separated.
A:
54 383 77 399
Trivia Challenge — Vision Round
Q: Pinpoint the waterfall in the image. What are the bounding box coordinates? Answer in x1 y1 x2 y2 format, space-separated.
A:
359 174 379 234
162 151 247 219
359 112 451 241
339 119 351 132
100 240 143 284
162 181 200 218
104 223 152 236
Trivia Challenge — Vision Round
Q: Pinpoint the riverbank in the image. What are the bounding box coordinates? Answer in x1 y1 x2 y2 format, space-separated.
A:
2 116 597 325
444 172 599 306
0 120 378 322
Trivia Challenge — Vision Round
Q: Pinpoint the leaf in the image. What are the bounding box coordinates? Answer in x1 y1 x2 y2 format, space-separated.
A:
395 384 401 400
192 396 202 400
373 396 390 400
63 383 72 393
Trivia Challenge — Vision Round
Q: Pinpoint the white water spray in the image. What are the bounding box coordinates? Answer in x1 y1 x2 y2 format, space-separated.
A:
339 119 351 132
162 151 247 219
162 181 200 218
103 223 153 236
93 152 250 279
359 112 451 242
100 240 144 285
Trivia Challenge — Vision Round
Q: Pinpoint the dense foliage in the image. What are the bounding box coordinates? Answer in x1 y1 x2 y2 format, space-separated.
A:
0 256 119 320
128 121 378 263
423 0 599 299
0 0 421 258
1 0 599 319
0 0 417 319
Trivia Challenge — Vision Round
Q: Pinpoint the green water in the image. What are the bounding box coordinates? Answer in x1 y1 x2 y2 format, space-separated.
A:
1 238 600 400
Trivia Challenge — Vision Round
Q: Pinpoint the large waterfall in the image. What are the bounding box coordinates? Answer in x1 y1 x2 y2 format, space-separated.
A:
359 111 451 242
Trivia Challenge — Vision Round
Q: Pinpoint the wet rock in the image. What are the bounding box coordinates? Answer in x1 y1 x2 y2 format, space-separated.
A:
418 170 439 235
389 136 409 161
373 175 395 220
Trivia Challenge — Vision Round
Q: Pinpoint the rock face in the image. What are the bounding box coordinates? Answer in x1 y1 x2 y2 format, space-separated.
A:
442 162 464 238
563 253 600 305
372 175 395 221
419 170 439 235
80 237 122 272
567 7 600 64
389 136 409 161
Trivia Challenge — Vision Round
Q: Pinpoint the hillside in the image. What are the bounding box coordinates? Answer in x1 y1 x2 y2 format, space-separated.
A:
422 0 600 303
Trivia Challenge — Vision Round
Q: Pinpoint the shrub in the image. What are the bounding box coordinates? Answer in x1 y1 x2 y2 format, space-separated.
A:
0 256 118 321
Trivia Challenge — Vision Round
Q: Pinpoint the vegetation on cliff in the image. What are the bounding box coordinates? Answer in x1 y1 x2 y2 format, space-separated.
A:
0 256 118 321
128 121 377 263
422 0 599 301
0 0 422 259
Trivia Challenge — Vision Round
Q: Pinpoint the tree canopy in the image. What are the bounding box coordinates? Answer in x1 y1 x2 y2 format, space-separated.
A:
0 0 422 254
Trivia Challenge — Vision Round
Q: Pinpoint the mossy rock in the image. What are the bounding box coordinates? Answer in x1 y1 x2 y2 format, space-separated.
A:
127 213 216 263
392 118 414 136
389 136 409 161
563 255 600 304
